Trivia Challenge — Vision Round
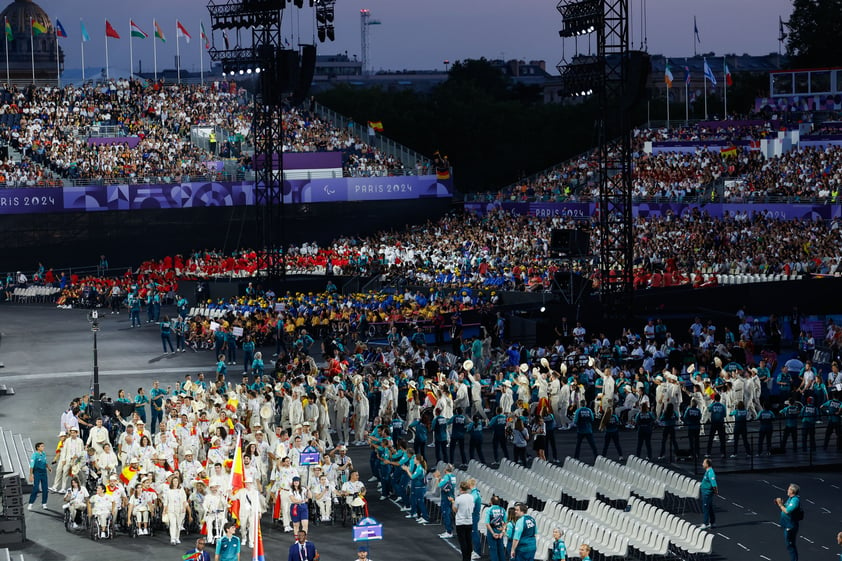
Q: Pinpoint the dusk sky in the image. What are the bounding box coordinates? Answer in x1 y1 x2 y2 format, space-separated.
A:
30 0 795 75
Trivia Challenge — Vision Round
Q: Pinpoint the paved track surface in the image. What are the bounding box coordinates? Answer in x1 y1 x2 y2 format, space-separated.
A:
0 304 840 560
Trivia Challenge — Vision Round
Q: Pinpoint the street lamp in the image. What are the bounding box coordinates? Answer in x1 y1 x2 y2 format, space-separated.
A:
443 59 450 73
87 310 101 419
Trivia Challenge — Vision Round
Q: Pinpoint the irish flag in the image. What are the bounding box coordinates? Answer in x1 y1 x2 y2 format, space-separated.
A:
154 20 165 42
131 20 148 39
664 61 673 88
228 433 245 525
177 21 191 43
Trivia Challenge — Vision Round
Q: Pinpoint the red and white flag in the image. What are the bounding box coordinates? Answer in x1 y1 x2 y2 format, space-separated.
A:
176 20 191 43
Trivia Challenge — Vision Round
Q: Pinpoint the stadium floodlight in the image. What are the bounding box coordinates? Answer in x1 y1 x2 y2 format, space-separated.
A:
556 58 602 98
557 0 601 38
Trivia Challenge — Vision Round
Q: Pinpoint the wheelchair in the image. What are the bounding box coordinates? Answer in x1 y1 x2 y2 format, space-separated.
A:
340 498 365 527
63 506 89 533
126 510 155 538
89 513 115 541
310 498 335 527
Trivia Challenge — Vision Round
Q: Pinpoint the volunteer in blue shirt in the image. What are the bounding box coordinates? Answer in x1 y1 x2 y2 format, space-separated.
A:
489 407 510 464
432 409 450 464
781 400 801 452
484 495 507 561
572 400 597 459
821 390 841 450
600 407 623 460
435 464 455 538
775 483 802 561
467 415 487 464
510 503 537 561
699 458 718 529
27 442 51 510
757 402 775 455
683 397 702 460
730 400 751 457
408 417 428 458
449 408 468 466
160 316 175 354
242 336 255 376
550 527 566 560
402 454 430 524
149 380 168 434
706 393 727 457
470 478 482 557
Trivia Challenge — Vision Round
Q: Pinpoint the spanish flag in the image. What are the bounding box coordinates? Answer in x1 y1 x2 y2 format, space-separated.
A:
228 433 245 525
119 464 139 485
367 121 384 133
226 397 239 413
720 146 738 158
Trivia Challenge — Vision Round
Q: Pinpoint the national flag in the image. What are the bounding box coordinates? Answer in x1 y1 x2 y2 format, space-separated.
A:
252 509 265 561
131 20 148 39
105 20 120 39
724 63 733 87
80 20 90 42
4 17 12 42
228 433 245 525
694 16 701 44
177 21 191 43
222 30 230 50
154 20 165 42
182 553 202 561
684 66 691 86
119 464 139 485
703 59 717 86
778 16 787 42
720 146 737 158
436 168 451 181
200 22 210 49
367 120 384 132
225 396 238 413
664 62 673 88
55 19 67 38
31 19 47 36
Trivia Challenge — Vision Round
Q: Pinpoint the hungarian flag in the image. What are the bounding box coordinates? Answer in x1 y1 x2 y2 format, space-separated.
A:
154 20 165 42
720 146 738 158
367 121 384 133
119 464 139 485
31 18 47 36
55 19 67 38
724 63 733 87
105 20 120 39
177 21 191 42
228 433 245 525
131 20 148 39
200 22 210 49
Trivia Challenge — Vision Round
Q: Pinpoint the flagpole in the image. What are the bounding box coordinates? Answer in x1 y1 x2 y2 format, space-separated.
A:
684 59 689 124
55 26 60 87
4 17 9 86
105 19 110 81
153 20 157 82
199 21 203 86
723 56 727 119
693 16 697 57
703 57 708 120
129 19 133 78
30 18 35 83
81 23 85 82
176 21 181 84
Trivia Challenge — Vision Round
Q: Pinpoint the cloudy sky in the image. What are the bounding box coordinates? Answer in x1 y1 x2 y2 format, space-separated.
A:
32 0 795 74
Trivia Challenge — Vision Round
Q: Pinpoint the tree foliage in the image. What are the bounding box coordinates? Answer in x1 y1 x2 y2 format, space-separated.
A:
785 0 842 68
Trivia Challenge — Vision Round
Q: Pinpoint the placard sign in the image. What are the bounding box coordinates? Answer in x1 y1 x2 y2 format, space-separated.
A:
353 517 383 542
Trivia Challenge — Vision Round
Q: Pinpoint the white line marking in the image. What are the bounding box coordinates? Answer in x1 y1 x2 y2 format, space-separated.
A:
717 494 728 500
805 499 815 505
821 507 831 514
815 477 825 482
737 543 750 551
441 537 461 553
745 511 757 516
759 480 769 484
765 521 781 527
822 546 830 550
800 537 814 543
760 556 771 560
772 485 785 491
732 502 743 508
717 532 730 540
832 485 840 490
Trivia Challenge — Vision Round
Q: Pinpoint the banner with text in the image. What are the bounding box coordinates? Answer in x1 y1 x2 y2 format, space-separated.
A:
0 176 452 215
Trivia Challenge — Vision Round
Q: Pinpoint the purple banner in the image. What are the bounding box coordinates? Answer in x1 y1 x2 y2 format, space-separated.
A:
465 201 842 221
253 151 343 170
281 176 452 204
86 137 142 148
696 120 771 129
0 175 452 215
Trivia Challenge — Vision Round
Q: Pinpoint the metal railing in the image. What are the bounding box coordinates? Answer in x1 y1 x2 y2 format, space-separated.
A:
312 101 432 173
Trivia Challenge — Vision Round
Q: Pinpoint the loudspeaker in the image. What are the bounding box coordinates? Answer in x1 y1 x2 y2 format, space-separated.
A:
550 229 590 256
291 44 317 106
622 50 651 110
0 517 25 544
277 49 300 92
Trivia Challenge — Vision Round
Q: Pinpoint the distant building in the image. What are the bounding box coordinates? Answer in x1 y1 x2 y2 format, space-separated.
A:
0 0 63 82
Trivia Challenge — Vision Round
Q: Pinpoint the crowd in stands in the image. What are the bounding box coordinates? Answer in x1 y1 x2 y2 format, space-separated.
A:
0 80 417 187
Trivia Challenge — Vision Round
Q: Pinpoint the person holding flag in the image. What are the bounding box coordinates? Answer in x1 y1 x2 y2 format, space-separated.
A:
185 537 212 561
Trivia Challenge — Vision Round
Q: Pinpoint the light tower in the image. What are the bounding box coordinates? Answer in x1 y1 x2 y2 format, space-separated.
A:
360 9 381 75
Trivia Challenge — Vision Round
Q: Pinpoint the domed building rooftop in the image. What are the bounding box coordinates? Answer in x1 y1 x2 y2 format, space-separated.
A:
0 0 52 35
0 0 63 83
